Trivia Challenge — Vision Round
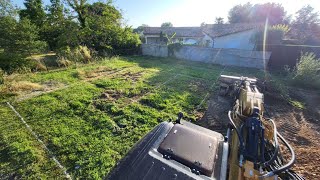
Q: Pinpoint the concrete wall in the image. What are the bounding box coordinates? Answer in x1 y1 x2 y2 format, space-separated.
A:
141 44 168 57
214 29 256 50
141 44 271 69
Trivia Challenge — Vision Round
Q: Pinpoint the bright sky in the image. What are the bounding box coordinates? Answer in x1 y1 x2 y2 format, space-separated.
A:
12 0 320 27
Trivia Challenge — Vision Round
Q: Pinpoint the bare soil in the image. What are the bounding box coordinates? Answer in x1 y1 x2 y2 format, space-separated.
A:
198 88 320 179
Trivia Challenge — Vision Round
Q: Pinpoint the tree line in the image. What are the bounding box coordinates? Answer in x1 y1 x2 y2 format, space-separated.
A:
0 0 141 74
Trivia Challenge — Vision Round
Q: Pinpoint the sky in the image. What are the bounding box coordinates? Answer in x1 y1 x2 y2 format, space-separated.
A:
12 0 320 28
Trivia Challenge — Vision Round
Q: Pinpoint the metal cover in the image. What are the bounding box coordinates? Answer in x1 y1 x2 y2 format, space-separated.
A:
158 124 220 176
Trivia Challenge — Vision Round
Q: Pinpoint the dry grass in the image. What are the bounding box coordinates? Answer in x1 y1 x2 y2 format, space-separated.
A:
2 81 43 94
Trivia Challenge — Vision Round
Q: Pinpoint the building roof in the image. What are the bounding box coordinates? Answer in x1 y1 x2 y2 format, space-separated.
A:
143 23 262 38
203 23 262 38
143 27 204 37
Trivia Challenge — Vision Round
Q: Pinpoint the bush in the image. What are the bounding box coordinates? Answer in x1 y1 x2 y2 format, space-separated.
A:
57 45 92 64
0 69 4 84
0 53 35 74
251 24 289 45
292 52 320 89
56 56 72 68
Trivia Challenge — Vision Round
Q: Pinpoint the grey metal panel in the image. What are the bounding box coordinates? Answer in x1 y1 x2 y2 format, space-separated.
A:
158 124 220 176
106 121 226 180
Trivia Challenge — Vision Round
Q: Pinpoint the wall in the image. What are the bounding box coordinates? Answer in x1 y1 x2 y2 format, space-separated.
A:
142 44 271 69
141 44 168 57
174 46 270 69
214 29 256 50
256 44 320 70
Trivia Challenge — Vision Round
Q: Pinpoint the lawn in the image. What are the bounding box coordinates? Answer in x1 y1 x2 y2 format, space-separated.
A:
0 56 263 179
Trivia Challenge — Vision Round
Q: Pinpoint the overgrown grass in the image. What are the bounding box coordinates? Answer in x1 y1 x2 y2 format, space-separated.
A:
0 56 263 179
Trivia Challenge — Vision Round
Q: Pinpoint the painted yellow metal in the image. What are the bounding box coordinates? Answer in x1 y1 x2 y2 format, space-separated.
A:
225 76 276 180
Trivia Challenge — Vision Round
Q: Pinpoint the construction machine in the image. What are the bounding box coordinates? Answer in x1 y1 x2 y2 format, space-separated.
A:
107 75 304 180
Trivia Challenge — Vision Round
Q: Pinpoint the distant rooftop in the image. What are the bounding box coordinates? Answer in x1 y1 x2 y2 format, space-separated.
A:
143 23 263 38
143 27 203 37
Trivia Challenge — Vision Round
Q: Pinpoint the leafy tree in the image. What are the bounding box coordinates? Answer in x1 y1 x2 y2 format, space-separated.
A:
79 2 140 54
228 3 252 23
215 17 224 24
1 18 46 55
200 22 206 27
133 24 149 33
19 0 46 28
228 3 285 24
0 0 18 17
66 0 87 27
42 0 66 50
161 22 173 27
292 5 320 42
251 24 290 45
0 17 47 73
251 3 285 25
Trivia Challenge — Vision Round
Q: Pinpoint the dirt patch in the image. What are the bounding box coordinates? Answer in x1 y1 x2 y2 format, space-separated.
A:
15 81 68 101
199 87 320 179
197 94 232 134
121 71 143 82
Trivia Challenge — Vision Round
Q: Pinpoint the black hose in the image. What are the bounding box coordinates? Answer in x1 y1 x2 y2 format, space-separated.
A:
273 132 296 174
260 119 279 168
227 111 244 152
259 132 296 178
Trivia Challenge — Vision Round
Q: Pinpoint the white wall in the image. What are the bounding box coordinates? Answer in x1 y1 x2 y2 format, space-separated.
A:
214 29 256 50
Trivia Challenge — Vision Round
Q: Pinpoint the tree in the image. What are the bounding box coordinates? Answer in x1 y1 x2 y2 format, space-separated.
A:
251 3 285 25
133 24 149 33
292 5 320 42
78 2 140 54
200 22 206 27
19 0 46 28
228 2 286 24
0 0 18 17
0 17 47 73
66 0 87 27
161 22 173 27
215 17 224 24
42 0 66 50
228 3 252 23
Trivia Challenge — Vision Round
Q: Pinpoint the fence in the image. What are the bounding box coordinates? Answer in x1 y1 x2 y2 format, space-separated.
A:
142 44 271 69
255 44 320 70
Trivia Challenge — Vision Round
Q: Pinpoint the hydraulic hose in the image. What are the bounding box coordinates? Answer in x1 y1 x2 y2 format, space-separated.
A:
260 119 279 168
259 132 296 178
228 111 244 152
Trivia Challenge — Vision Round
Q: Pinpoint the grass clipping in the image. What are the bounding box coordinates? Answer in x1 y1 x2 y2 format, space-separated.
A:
2 81 43 94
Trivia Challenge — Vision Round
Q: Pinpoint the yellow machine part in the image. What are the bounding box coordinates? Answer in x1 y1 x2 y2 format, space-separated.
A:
227 82 276 180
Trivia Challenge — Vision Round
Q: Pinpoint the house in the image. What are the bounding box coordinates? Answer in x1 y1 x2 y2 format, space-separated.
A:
143 23 262 50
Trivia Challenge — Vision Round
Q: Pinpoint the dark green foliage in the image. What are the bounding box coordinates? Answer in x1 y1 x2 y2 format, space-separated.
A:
292 52 320 89
168 42 182 56
215 17 224 24
0 0 18 17
228 3 252 23
78 2 141 55
228 2 285 25
19 0 46 28
161 22 173 27
41 0 65 50
292 5 320 43
251 24 289 45
0 17 47 73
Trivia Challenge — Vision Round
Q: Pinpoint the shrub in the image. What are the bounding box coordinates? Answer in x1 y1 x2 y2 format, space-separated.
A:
56 45 92 64
56 56 72 68
292 52 320 89
0 53 35 74
251 24 290 45
0 69 4 84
